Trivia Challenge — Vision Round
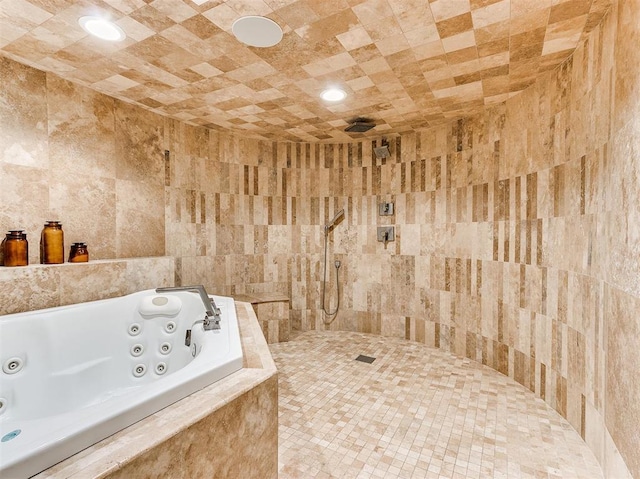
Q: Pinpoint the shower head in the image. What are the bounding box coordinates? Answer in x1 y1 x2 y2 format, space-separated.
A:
345 117 375 133
374 145 390 159
325 209 344 231
374 138 390 159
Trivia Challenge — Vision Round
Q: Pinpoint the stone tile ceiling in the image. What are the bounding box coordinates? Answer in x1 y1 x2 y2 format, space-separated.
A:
0 0 611 142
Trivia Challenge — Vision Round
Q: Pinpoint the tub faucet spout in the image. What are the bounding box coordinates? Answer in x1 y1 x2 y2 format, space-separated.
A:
155 285 221 330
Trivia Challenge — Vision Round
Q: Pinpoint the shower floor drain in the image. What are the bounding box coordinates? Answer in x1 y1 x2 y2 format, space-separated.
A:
355 355 375 364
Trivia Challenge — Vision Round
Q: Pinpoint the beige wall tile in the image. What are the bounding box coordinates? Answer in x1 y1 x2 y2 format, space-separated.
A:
1 2 639 476
0 258 174 315
46 74 116 180
58 262 127 306
115 180 165 257
0 265 60 314
0 56 48 169
48 171 117 261
0 162 49 264
114 101 164 184
605 285 640 477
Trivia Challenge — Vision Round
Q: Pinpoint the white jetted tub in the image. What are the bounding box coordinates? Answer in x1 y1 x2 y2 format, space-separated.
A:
0 286 243 478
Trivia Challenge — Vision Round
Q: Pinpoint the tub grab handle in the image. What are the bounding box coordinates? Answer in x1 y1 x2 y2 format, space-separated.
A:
185 329 192 347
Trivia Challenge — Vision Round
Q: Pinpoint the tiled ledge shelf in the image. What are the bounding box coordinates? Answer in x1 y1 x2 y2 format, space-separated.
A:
0 257 175 316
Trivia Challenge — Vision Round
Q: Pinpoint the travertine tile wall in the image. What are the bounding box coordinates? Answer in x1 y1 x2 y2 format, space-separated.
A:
0 56 165 263
604 1 640 476
0 56 174 314
0 258 174 316
167 4 635 475
1 1 638 477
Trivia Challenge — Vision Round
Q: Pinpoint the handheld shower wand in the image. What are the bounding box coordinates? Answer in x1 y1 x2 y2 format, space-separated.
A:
322 209 344 323
324 209 344 232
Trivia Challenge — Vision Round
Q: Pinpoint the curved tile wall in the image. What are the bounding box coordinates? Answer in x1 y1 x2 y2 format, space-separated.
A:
167 5 636 476
0 1 637 477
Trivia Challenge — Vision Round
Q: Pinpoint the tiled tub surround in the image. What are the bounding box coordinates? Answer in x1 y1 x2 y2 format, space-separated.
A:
0 257 174 316
1 1 639 477
272 331 604 479
0 289 243 477
32 301 278 479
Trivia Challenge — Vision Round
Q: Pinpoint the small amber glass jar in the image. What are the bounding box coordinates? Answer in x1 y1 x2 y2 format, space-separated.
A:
69 242 89 263
3 230 29 267
41 221 64 264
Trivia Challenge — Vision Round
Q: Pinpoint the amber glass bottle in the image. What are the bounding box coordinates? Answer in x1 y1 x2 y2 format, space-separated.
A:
69 242 89 263
41 221 64 264
3 230 29 267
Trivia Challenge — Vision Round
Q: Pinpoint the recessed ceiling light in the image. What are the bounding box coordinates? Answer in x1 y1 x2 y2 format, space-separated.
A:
321 88 347 102
79 16 126 42
232 16 283 48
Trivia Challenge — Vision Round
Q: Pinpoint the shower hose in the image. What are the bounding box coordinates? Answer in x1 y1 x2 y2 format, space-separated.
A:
321 228 341 324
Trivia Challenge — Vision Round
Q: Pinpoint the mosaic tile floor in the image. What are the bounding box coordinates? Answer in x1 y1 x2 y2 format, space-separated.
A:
270 331 603 479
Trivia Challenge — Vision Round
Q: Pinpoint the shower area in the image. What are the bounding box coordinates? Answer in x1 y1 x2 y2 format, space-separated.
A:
1 0 639 475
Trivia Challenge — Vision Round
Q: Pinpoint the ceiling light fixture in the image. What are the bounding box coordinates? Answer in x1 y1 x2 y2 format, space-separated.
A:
79 16 126 42
320 88 346 102
232 16 283 48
